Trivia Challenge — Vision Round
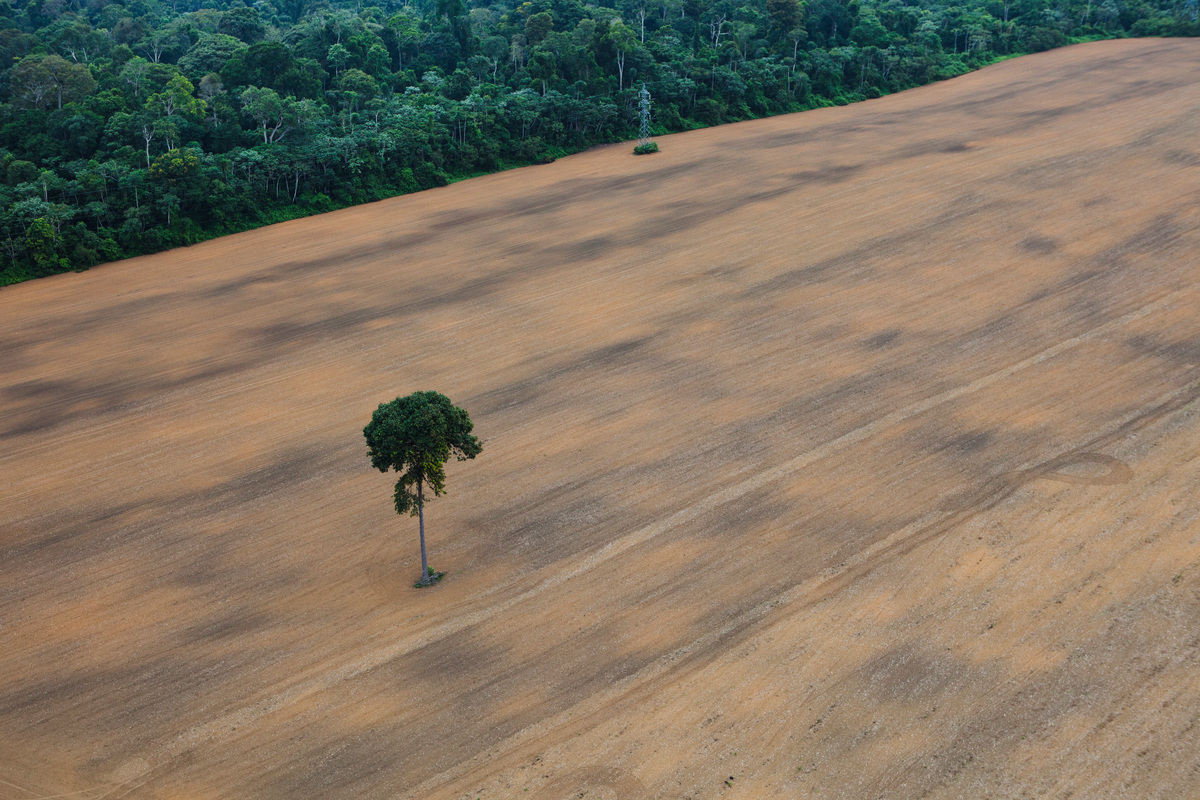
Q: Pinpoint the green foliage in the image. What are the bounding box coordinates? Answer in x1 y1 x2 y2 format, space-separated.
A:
10 54 97 110
148 148 199 183
0 0 1193 286
147 75 206 119
633 141 659 154
7 161 38 185
25 217 61 272
218 7 267 44
363 391 482 517
178 34 247 80
413 567 446 588
526 12 555 45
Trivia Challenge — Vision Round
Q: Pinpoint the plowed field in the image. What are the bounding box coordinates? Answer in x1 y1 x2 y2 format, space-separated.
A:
4 38 1200 800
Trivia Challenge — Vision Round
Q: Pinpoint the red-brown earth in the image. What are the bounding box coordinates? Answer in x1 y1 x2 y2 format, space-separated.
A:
3 37 1200 800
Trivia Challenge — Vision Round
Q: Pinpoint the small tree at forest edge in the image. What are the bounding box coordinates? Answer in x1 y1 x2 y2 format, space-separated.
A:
363 391 482 586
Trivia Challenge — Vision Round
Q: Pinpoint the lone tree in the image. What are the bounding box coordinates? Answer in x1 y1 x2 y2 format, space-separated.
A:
363 391 482 586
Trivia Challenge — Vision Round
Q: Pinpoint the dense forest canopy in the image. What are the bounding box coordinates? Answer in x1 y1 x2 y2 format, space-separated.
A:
0 0 1195 285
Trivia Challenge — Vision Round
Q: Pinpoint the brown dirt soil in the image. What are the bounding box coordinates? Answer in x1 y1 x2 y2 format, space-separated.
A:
3 38 1200 800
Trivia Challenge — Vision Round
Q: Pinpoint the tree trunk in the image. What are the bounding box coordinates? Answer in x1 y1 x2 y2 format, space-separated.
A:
417 482 429 583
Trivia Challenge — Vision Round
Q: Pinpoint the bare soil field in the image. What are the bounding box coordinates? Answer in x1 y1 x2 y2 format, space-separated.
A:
4 37 1200 800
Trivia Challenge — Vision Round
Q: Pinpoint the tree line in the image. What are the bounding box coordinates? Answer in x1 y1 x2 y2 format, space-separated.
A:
0 0 1195 285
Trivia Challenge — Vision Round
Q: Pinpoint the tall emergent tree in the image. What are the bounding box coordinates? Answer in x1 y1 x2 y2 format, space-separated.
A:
363 391 482 586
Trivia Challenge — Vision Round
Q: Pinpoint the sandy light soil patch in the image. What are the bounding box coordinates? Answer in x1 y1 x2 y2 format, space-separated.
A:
3 38 1200 800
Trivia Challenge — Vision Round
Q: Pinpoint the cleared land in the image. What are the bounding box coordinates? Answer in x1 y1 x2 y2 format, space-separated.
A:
4 38 1200 800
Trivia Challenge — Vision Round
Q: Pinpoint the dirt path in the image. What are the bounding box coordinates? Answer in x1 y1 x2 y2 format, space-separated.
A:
2 38 1200 800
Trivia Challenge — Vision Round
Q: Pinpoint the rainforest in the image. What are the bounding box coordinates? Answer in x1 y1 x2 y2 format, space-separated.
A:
0 0 1195 285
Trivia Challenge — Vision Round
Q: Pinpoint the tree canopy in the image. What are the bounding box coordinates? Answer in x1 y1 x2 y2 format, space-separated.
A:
364 390 483 516
0 0 1195 287
364 391 481 585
